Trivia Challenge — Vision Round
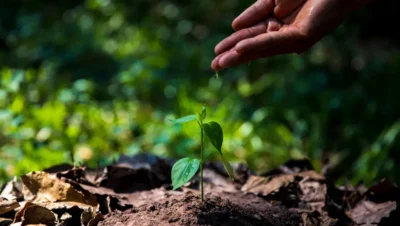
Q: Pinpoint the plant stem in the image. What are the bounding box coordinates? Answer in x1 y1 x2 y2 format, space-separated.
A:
200 126 205 201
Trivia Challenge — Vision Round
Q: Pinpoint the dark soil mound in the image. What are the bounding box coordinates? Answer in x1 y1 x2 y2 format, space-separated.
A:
99 191 300 226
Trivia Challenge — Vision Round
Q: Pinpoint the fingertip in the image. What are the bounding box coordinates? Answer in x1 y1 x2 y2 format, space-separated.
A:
231 19 240 31
214 43 223 55
211 57 221 71
214 45 220 55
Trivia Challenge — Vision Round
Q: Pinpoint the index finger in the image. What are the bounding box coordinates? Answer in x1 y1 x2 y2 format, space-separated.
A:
215 22 267 55
232 0 274 31
235 27 304 54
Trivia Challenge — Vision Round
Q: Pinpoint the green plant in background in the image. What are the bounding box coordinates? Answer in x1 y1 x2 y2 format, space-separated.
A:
170 105 233 201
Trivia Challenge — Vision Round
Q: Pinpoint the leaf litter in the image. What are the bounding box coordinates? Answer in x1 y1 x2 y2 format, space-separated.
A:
0 154 399 226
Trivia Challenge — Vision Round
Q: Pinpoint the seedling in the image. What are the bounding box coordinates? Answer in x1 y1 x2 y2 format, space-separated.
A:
170 105 233 201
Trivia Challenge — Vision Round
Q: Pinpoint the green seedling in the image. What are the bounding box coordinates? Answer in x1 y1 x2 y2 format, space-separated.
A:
170 105 233 201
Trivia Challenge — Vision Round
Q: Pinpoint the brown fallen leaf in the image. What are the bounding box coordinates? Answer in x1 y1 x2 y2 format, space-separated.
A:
299 177 327 212
241 175 295 196
347 200 397 225
19 172 101 226
61 179 132 213
14 202 35 223
20 205 57 226
0 198 20 215
241 170 324 195
20 172 98 209
242 170 327 212
1 177 23 202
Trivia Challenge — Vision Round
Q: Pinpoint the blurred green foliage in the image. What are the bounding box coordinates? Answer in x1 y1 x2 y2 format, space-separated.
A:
0 0 399 186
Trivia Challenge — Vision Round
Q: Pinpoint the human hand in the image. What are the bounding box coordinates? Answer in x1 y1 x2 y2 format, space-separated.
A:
211 0 370 71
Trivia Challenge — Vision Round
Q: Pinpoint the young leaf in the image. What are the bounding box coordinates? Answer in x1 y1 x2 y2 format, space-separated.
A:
203 121 234 180
170 114 197 124
203 121 223 152
171 157 200 190
220 155 234 180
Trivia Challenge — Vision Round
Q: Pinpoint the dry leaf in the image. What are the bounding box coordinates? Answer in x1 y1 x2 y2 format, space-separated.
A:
347 200 397 225
0 198 20 215
1 177 23 202
19 172 101 226
64 180 132 213
242 170 325 196
299 177 327 212
20 172 97 210
241 175 294 195
20 205 57 226
14 202 35 223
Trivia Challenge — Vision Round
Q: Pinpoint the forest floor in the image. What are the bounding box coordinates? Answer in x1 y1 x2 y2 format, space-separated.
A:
0 154 399 226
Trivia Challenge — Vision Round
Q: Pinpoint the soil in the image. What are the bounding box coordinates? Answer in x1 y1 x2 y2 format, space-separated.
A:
1 153 400 226
99 191 300 226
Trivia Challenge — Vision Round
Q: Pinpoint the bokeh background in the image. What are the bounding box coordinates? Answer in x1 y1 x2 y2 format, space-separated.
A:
0 0 399 186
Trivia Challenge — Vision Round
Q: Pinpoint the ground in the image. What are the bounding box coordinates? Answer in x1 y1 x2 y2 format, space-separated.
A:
0 154 399 226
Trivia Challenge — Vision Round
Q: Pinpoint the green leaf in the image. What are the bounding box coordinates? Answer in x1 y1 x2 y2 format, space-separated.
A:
170 114 197 124
220 155 234 180
203 121 223 153
171 157 200 190
203 121 234 180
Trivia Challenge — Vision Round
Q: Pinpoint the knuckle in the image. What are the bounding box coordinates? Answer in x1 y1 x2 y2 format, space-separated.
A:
245 27 257 37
